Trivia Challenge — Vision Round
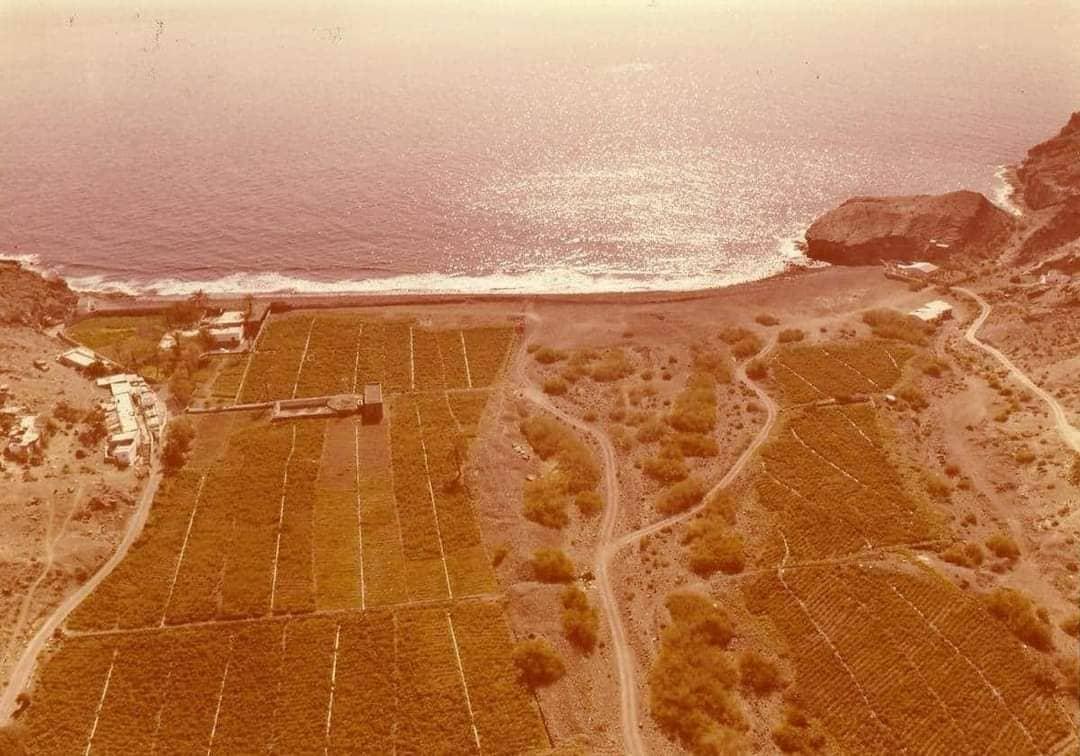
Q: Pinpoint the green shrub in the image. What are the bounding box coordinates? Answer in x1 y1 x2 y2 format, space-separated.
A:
589 348 634 382
1061 614 1080 638
778 328 805 343
745 358 768 380
574 490 603 517
731 334 763 360
668 372 717 433
683 496 744 575
642 455 689 484
636 418 666 443
985 533 1020 561
561 586 599 652
533 346 567 364
691 350 733 383
531 548 576 583
672 432 718 458
941 542 984 568
520 415 600 494
861 308 930 345
717 325 753 344
772 706 827 753
657 477 706 515
738 649 784 696
523 475 570 529
755 314 780 326
984 588 1053 652
512 639 565 689
543 376 569 396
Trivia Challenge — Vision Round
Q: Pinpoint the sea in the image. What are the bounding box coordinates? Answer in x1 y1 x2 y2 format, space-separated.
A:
1 1 1078 296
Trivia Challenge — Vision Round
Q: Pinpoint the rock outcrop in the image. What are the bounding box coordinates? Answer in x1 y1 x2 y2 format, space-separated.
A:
1016 111 1080 210
0 261 77 327
804 190 1013 266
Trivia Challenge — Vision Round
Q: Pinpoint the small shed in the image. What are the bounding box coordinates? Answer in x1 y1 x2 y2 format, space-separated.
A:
909 300 953 324
59 347 99 370
361 383 383 425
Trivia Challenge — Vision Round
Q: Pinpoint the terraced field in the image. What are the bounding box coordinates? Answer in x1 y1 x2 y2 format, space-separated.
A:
15 314 537 754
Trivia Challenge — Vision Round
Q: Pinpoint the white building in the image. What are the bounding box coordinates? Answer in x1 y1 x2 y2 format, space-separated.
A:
909 300 954 324
59 346 99 370
6 415 41 461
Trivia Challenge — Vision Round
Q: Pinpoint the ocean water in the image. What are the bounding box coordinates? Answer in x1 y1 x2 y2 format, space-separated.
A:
1 1 1078 295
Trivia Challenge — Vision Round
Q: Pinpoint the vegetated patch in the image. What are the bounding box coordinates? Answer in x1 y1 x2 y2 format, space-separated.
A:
682 494 744 576
861 308 930 346
738 649 785 696
573 490 602 517
533 346 567 365
530 548 576 583
985 532 1021 561
656 477 706 516
772 706 827 753
542 376 569 396
731 333 764 360
642 454 689 484
648 592 749 754
512 639 565 689
745 358 768 380
519 414 601 528
668 372 719 433
1061 614 1080 638
771 340 913 406
755 314 781 327
777 328 805 343
560 585 599 653
940 542 984 569
587 347 635 382
691 349 733 383
983 587 1054 652
741 563 1073 753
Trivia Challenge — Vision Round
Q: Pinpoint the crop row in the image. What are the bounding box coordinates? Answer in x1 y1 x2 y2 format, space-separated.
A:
294 315 364 398
462 327 515 388
771 340 914 406
22 605 546 755
741 563 1071 755
756 405 941 562
447 390 492 429
239 316 313 403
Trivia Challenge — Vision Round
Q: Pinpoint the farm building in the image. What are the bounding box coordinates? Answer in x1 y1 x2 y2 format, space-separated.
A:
884 260 939 281
207 325 244 347
58 346 99 370
909 300 953 324
5 414 42 461
362 383 384 424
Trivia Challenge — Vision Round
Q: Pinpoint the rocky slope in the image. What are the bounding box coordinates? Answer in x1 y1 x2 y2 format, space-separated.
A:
1016 111 1080 211
804 190 1013 266
0 261 78 327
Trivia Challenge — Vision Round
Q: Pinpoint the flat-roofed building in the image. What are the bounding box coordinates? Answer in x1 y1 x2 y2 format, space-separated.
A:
910 300 953 324
59 346 99 370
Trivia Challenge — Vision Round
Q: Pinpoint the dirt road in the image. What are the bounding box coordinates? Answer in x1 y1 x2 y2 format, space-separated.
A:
514 320 778 755
955 287 1080 453
0 463 163 724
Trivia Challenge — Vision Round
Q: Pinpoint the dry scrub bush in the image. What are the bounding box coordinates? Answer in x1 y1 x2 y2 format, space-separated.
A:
717 326 753 344
520 416 600 495
523 475 570 529
512 639 565 689
672 432 719 458
755 314 780 326
778 328 805 343
1070 454 1080 486
648 593 745 753
1014 447 1036 464
531 548 576 583
574 490 603 517
738 649 785 696
772 706 826 753
985 533 1021 561
692 350 733 383
983 588 1054 652
657 477 706 515
668 372 718 433
533 346 567 364
924 473 952 500
589 349 634 382
543 376 569 396
941 542 984 568
561 586 599 652
861 309 930 345
1061 614 1080 638
643 455 689 484
745 359 768 380
683 495 743 576
731 334 763 360
636 418 666 444
898 385 929 411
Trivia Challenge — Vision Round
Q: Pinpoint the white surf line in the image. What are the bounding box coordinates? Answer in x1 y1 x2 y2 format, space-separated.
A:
353 425 366 610
776 535 902 751
322 623 343 754
205 635 235 756
459 331 473 389
884 580 1042 754
291 317 317 399
446 612 482 754
83 648 119 756
270 426 300 611
409 326 417 391
415 404 453 598
160 475 208 626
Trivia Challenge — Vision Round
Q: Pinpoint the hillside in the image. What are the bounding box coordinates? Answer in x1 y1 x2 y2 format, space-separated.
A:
0 262 77 327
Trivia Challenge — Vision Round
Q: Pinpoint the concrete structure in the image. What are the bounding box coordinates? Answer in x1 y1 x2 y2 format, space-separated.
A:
909 300 954 324
362 383 383 424
59 346 99 370
209 311 246 329
96 372 164 466
884 260 940 281
5 415 41 461
208 325 244 346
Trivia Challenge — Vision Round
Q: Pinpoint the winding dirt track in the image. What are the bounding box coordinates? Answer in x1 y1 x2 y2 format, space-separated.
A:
514 317 778 756
954 287 1080 453
0 462 164 724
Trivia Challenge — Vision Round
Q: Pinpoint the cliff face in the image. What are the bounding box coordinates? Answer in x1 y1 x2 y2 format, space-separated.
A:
1016 111 1080 211
804 190 1013 266
0 261 78 327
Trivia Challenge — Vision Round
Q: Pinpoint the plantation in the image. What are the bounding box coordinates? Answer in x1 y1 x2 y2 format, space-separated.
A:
18 602 547 755
771 339 914 406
